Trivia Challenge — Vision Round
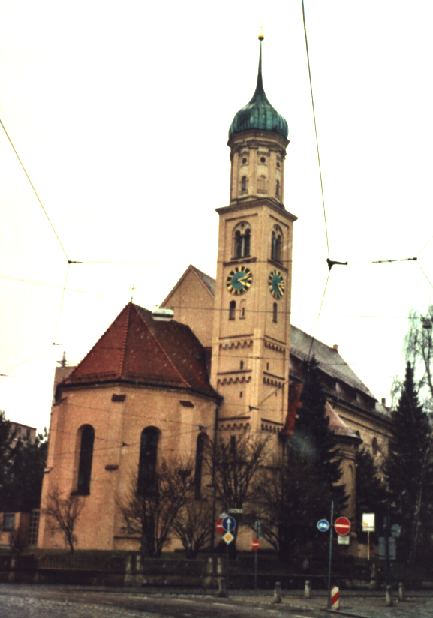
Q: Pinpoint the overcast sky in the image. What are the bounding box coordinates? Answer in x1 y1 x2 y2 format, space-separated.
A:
1 0 432 431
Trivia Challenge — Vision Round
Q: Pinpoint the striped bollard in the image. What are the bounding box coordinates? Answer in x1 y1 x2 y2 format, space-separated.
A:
331 586 340 610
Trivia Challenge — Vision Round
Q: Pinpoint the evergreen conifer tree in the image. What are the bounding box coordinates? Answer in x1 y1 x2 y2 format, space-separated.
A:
277 357 346 562
295 357 345 508
385 362 433 565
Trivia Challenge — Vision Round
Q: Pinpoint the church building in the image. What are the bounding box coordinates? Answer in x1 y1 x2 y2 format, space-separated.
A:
38 39 390 552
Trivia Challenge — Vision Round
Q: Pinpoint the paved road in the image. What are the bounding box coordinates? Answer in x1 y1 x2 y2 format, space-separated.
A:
1 584 433 617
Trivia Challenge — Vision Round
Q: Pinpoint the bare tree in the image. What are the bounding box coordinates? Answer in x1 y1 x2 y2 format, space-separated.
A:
119 459 193 559
207 431 269 511
173 497 213 558
44 487 84 553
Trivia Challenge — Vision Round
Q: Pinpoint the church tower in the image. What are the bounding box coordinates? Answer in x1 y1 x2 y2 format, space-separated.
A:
211 37 296 438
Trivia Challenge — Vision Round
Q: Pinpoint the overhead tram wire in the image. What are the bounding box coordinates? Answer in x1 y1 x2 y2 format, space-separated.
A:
301 0 330 258
0 116 79 347
0 117 69 263
301 1 339 359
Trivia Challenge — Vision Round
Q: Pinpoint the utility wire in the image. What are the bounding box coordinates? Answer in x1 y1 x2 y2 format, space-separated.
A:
301 0 330 256
307 270 331 360
0 117 69 262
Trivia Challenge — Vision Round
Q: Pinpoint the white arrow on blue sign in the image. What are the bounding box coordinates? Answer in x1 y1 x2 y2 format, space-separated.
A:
317 518 330 533
223 515 237 532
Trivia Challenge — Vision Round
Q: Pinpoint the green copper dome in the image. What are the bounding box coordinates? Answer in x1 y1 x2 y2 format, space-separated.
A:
229 40 288 140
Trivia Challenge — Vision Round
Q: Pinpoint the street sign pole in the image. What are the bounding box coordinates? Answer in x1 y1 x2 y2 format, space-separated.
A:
327 499 334 609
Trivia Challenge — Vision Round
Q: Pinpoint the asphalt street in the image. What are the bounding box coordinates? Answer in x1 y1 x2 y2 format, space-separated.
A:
1 584 433 617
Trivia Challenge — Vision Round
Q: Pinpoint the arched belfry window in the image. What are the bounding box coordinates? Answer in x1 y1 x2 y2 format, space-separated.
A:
233 222 251 258
76 424 95 495
229 300 236 320
275 179 280 199
137 426 159 497
272 302 278 323
240 175 248 194
194 432 207 499
271 225 283 262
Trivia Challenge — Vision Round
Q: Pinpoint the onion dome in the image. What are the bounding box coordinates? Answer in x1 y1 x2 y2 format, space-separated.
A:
229 37 288 140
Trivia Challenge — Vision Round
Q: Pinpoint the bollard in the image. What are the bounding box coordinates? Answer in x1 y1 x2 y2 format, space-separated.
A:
304 579 311 598
272 581 282 604
385 584 393 607
398 581 405 602
369 563 378 590
330 586 340 610
216 557 228 597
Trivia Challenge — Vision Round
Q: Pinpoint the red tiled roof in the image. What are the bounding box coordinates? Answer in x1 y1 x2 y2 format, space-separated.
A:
64 303 219 399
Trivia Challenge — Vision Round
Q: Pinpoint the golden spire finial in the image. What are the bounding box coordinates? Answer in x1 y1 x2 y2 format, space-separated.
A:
258 29 264 42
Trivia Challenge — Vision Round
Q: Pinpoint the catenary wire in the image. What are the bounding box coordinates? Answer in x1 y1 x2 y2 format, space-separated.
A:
0 116 69 262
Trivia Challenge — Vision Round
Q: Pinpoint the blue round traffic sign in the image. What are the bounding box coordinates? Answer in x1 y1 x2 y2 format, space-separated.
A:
223 515 237 532
317 518 330 533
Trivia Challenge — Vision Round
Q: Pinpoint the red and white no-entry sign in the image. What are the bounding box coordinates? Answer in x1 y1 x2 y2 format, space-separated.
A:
334 516 351 536
215 518 225 534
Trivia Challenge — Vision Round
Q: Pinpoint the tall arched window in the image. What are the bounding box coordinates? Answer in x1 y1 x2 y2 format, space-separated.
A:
229 300 236 320
271 225 283 262
239 299 246 320
234 222 251 258
275 179 280 199
76 424 95 495
194 432 207 499
240 175 248 194
272 302 278 323
137 426 159 497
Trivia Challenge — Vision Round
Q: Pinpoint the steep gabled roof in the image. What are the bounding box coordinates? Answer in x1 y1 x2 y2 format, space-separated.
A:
164 266 373 400
290 326 374 398
161 265 215 307
64 303 219 400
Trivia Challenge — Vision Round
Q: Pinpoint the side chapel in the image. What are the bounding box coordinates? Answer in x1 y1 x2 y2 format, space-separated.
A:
38 39 391 552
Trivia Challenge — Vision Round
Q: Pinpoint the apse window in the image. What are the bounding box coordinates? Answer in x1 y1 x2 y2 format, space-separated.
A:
137 426 159 497
76 424 95 495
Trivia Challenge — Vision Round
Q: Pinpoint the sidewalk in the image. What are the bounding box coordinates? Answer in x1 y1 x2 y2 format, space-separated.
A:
227 589 433 617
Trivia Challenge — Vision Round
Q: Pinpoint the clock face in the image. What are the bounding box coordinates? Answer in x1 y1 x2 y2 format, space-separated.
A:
226 266 253 295
269 270 285 299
